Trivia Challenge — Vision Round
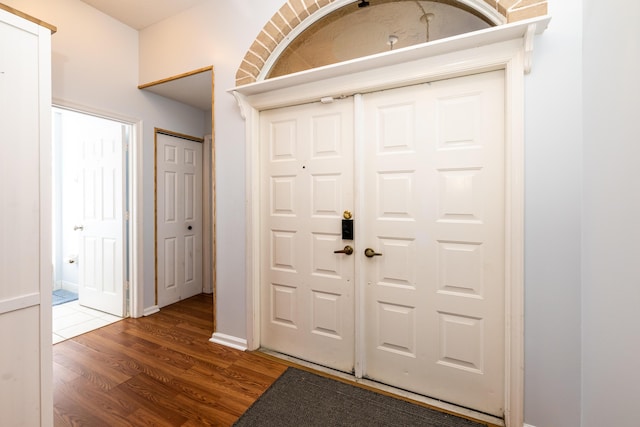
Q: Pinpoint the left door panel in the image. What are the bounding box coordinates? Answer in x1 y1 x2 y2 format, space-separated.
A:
259 98 355 373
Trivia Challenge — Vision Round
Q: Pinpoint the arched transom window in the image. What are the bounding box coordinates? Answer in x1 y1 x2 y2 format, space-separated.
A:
236 0 548 85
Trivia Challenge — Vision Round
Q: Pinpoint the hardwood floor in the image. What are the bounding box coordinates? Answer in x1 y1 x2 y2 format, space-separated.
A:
53 294 287 426
54 293 499 427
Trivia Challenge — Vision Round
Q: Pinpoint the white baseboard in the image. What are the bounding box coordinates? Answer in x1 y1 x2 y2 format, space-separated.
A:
524 424 537 427
143 305 159 316
210 332 248 351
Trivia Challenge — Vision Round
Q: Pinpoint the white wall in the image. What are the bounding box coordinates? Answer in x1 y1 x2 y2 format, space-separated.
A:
139 2 591 424
54 109 85 290
4 0 208 311
582 1 640 426
18 0 640 425
523 1 583 426
139 0 284 338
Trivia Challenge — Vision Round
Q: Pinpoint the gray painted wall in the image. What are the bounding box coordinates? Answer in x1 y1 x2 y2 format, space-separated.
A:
10 0 640 425
582 1 640 426
524 1 583 425
3 0 208 313
138 1 592 425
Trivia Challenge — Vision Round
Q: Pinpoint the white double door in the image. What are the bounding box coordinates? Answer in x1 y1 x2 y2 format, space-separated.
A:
157 133 203 308
260 71 506 416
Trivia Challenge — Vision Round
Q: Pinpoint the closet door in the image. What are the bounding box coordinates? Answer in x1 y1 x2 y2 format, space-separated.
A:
0 8 53 426
157 132 204 308
361 71 506 416
260 98 355 372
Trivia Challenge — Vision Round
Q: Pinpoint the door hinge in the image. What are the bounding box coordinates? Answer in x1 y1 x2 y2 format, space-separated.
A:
125 211 130 221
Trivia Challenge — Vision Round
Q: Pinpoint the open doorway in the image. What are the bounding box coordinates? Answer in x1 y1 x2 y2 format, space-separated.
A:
51 106 132 343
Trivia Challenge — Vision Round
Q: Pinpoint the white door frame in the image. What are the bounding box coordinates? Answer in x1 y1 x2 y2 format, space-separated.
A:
233 18 549 427
53 99 144 318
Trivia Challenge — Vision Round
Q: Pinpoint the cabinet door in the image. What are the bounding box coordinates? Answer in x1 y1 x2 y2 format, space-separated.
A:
0 9 52 427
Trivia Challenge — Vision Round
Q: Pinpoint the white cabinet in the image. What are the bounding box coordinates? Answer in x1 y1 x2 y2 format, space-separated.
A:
0 5 54 426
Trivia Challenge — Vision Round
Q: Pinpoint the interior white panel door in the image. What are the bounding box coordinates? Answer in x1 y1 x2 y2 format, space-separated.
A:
78 116 125 317
157 133 203 308
361 71 505 416
260 99 355 372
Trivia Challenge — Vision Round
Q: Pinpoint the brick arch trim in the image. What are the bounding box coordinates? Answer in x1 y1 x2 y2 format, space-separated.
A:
235 0 548 86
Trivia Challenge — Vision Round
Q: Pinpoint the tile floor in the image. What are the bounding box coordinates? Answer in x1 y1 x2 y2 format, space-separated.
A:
52 301 122 344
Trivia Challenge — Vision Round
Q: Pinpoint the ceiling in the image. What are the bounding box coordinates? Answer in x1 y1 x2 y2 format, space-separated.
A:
80 0 212 111
138 67 213 111
80 0 206 30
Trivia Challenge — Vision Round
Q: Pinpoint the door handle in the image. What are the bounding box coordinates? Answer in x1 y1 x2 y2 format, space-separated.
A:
334 245 354 255
73 225 84 231
364 248 382 258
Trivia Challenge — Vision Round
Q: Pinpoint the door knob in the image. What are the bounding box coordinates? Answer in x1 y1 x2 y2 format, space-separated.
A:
188 225 192 230
73 225 84 231
334 245 354 255
364 248 382 258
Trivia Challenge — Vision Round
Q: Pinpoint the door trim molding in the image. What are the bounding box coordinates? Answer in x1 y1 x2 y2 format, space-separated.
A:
232 18 549 427
52 99 144 318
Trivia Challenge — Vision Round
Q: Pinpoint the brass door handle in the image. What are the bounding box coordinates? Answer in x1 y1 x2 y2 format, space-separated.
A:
364 248 382 258
334 246 354 255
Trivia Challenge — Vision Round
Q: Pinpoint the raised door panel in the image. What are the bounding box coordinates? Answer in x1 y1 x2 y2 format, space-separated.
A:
363 71 505 416
260 99 355 372
78 116 124 317
158 137 182 306
182 146 201 296
157 133 203 308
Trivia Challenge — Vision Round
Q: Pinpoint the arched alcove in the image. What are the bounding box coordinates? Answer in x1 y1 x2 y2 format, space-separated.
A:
235 0 547 86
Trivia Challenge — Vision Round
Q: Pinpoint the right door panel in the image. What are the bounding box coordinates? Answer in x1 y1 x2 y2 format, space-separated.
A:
362 70 506 416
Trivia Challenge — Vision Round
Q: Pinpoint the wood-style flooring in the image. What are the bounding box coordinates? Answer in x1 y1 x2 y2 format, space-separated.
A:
53 293 498 427
53 294 287 426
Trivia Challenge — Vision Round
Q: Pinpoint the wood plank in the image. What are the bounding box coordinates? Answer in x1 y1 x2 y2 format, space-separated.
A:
53 294 285 426
114 373 187 425
54 340 133 391
53 293 495 426
0 2 56 32
61 375 137 425
138 66 213 89
54 378 123 427
127 406 184 427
